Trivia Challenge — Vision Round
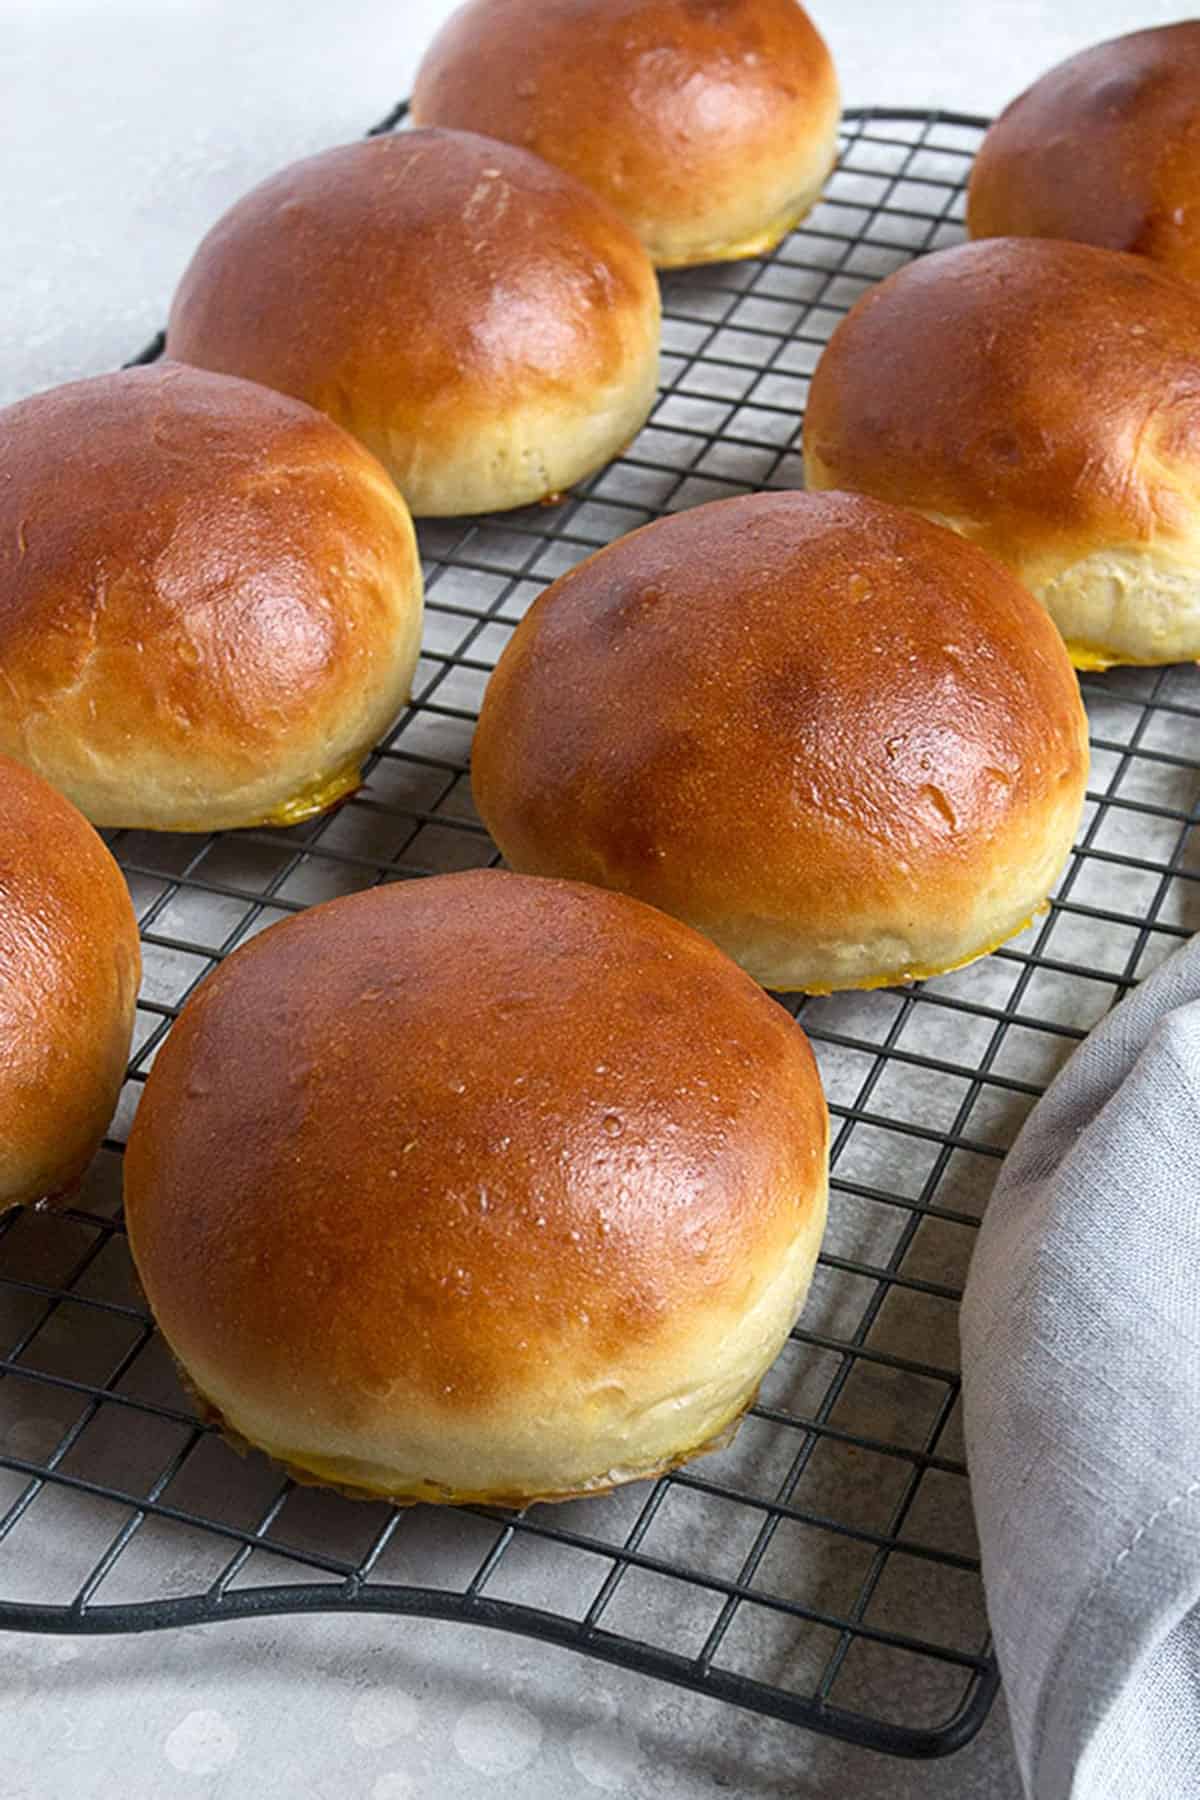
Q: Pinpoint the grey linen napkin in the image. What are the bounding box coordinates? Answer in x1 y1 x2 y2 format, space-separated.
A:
961 933 1200 1800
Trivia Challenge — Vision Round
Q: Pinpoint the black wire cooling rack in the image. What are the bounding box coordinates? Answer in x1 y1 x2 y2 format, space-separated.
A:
1 104 1197 1763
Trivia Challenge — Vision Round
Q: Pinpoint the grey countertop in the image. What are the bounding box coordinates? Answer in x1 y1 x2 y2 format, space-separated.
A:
1 0 1190 408
1 3 1187 1795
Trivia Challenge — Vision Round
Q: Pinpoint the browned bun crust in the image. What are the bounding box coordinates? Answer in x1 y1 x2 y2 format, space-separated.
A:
0 756 140 1208
968 23 1200 285
0 364 423 830
804 239 1200 552
124 871 829 1505
411 0 840 268
166 129 662 516
803 238 1200 670
472 492 1089 993
802 235 1200 666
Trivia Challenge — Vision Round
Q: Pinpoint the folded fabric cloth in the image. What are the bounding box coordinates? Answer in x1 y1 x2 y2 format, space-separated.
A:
961 933 1200 1800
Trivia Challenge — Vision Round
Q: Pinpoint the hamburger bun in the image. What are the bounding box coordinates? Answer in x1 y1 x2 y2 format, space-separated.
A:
167 128 662 516
411 0 840 269
803 237 1200 670
968 23 1200 286
0 756 140 1209
124 871 829 1505
472 491 1089 993
0 364 423 831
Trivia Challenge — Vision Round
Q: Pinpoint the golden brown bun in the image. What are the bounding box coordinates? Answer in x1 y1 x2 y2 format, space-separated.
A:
803 238 1200 670
0 364 422 831
472 492 1089 994
411 0 840 269
167 129 661 515
124 871 828 1505
0 756 140 1209
968 23 1200 286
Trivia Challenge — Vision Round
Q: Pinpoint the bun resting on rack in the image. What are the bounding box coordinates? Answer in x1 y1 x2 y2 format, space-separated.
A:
967 23 1200 286
0 756 140 1210
803 238 1200 670
411 0 841 269
472 492 1089 994
166 128 661 516
0 364 423 831
124 870 829 1506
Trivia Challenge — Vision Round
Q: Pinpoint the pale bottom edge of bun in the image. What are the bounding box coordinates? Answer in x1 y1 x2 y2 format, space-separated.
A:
354 356 661 520
160 1177 829 1507
781 898 1049 997
3 753 371 835
1038 547 1200 672
250 759 366 830
145 758 368 834
1 1153 94 1214
185 1373 761 1509
722 845 1076 993
798 488 1200 673
908 511 1200 673
651 143 839 272
6 616 421 829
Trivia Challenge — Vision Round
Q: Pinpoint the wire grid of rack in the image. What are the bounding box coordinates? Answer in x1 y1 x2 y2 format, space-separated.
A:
1 104 1197 1763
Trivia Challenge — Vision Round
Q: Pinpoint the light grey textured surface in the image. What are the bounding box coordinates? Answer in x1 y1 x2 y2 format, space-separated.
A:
963 937 1200 1800
1 1614 1027 1799
0 0 1192 407
0 5 1195 1799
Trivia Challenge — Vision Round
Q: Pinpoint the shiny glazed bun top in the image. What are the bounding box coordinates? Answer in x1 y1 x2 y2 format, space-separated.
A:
412 0 841 268
472 492 1089 994
124 871 829 1505
0 755 140 1209
803 237 1200 668
167 128 662 516
0 364 423 830
968 23 1200 284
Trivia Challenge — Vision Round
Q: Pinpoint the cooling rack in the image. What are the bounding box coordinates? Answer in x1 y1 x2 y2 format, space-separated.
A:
1 104 1197 1763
